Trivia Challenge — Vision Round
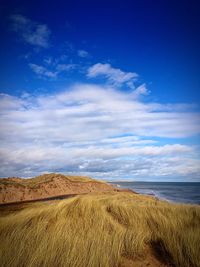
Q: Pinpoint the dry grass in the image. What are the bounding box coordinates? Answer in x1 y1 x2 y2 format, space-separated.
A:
0 192 200 267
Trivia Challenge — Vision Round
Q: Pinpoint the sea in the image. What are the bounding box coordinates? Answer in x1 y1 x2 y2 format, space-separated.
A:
111 182 200 205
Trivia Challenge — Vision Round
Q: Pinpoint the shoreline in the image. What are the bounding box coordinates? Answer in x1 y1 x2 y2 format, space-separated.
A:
111 181 200 205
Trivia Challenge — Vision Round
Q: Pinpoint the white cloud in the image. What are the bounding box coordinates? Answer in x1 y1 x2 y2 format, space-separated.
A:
0 94 23 110
29 63 77 79
10 14 51 48
78 50 89 58
87 63 138 88
131 84 150 98
0 84 200 179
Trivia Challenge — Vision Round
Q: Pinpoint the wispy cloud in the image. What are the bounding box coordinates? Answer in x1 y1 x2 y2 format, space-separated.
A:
0 84 199 179
78 50 89 58
29 63 77 79
131 84 149 98
56 64 77 72
10 14 51 48
29 63 57 78
87 63 138 88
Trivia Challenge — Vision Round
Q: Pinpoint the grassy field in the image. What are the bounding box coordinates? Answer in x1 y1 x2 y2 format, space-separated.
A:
0 191 200 267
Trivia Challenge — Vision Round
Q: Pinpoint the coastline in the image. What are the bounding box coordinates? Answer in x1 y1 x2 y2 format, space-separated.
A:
110 181 200 205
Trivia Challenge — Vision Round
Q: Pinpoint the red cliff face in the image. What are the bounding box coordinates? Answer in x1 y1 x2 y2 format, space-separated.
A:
0 174 115 204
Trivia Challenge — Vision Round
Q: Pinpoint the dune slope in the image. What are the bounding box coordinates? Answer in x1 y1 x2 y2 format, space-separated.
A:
0 191 200 267
0 173 115 203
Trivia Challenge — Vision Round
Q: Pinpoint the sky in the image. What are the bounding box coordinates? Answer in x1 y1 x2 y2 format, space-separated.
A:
0 0 200 181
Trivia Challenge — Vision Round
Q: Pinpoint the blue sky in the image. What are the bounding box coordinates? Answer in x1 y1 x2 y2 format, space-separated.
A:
0 0 200 181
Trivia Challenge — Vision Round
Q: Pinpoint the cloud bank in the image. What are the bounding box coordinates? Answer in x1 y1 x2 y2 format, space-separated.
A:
0 83 200 180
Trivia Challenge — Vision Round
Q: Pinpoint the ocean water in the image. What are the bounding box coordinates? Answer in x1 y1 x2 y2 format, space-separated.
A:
111 182 200 205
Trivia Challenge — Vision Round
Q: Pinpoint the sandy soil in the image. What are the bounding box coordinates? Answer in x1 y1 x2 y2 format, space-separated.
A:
119 246 174 267
0 174 116 204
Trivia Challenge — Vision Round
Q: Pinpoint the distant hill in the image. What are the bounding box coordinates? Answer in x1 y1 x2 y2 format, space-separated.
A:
0 173 115 204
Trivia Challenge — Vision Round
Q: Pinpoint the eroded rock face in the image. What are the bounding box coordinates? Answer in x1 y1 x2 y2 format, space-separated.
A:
0 174 115 204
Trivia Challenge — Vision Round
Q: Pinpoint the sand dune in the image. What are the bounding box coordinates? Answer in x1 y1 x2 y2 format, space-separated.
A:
0 173 115 204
